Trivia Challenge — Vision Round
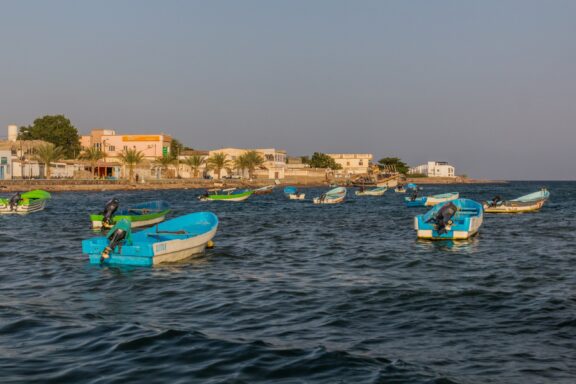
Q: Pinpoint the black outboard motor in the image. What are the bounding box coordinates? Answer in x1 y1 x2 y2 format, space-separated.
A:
490 195 502 207
410 190 419 201
102 198 119 229
101 226 128 263
8 193 22 211
427 202 458 234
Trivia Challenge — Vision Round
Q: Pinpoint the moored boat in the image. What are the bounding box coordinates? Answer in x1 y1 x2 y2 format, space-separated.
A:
415 198 483 240
82 212 219 267
355 186 387 196
284 186 305 200
0 190 51 214
313 187 346 204
405 192 459 207
483 189 549 213
199 188 253 202
253 185 275 195
90 200 171 229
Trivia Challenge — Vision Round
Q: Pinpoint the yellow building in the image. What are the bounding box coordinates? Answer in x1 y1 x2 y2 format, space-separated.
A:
327 153 373 175
80 129 172 160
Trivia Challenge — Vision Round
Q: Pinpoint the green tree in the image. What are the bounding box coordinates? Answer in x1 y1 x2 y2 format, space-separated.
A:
182 155 205 178
377 157 409 174
234 154 250 179
154 156 176 178
206 152 232 179
19 115 81 159
79 147 106 179
243 150 265 179
119 148 144 182
169 139 185 160
308 152 342 170
33 143 65 179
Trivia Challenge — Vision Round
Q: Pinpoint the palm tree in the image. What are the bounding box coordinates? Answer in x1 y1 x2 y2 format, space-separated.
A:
206 152 232 180
118 148 144 182
33 143 65 179
243 150 265 179
182 155 205 178
234 154 250 179
79 147 106 178
154 156 176 178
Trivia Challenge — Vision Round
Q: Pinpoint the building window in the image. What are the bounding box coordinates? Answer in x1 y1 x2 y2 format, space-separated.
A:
124 146 128 150
109 146 115 152
346 161 350 166
359 160 363 166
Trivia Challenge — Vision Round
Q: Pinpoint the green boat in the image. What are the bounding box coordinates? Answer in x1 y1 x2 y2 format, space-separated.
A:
0 190 51 214
198 188 253 202
90 200 171 229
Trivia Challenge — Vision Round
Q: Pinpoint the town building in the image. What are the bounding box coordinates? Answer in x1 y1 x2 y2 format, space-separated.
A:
0 147 11 180
409 161 456 177
327 153 373 175
80 129 172 160
207 148 287 179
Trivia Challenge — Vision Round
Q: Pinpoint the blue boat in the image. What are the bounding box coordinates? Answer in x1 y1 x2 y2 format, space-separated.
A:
405 192 459 207
90 200 171 229
82 212 219 267
414 198 483 240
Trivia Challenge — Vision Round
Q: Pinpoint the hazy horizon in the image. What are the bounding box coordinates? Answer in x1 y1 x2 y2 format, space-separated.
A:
2 1 576 180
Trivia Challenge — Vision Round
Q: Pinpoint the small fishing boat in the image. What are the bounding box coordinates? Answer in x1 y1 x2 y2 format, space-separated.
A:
0 190 51 214
284 186 305 200
394 185 406 193
253 185 275 195
483 189 549 213
313 187 346 204
405 192 459 207
82 212 219 267
90 200 171 229
415 198 483 240
355 186 387 196
199 188 253 202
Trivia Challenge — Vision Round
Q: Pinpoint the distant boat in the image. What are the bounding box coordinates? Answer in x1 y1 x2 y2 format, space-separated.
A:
82 212 219 267
415 199 483 240
253 185 275 195
352 173 399 188
90 200 171 229
313 187 346 204
394 185 406 193
284 186 305 200
355 186 387 196
199 188 253 202
0 190 51 214
484 189 549 213
405 192 459 207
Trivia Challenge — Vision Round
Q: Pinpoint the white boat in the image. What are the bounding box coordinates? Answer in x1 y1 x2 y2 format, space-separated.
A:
313 187 346 204
0 190 51 214
483 189 549 213
288 193 306 200
355 187 387 196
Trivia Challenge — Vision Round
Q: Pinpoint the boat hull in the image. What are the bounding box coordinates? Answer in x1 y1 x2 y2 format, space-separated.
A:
414 199 483 240
313 187 346 204
405 193 459 207
288 193 305 200
313 196 345 204
83 212 219 267
202 191 253 202
356 187 386 196
91 213 168 229
0 199 47 214
483 200 546 213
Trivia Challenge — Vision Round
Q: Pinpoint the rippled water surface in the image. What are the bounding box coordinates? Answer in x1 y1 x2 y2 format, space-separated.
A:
1 182 575 383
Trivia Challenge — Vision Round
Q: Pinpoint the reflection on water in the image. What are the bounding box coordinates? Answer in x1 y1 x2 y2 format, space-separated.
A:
0 181 575 383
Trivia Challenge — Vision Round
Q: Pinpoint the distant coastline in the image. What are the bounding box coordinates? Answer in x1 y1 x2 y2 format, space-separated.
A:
0 177 506 193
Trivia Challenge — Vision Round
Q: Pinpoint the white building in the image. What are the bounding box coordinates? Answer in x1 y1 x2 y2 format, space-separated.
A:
207 148 287 179
409 161 455 177
327 153 373 175
0 149 12 180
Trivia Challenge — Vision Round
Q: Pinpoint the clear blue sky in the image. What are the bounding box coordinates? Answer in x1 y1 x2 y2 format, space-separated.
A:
1 0 575 179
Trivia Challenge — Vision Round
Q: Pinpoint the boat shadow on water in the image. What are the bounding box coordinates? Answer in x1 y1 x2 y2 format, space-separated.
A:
415 236 481 253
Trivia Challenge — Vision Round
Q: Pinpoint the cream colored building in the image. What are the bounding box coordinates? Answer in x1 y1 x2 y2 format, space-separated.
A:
409 161 456 177
327 153 373 175
80 129 172 160
207 148 287 179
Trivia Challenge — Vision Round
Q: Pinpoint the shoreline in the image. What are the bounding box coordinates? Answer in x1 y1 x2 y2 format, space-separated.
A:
0 177 507 193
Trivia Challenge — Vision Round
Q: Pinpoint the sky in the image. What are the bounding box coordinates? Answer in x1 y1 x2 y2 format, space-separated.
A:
1 0 576 180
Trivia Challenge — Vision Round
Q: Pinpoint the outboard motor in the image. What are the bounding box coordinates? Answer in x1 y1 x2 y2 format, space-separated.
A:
490 195 502 207
8 193 22 211
427 202 458 234
410 190 419 201
101 198 119 229
101 219 131 263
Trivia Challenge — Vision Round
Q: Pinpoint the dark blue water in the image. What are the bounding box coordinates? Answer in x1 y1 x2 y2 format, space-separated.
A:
1 182 575 383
